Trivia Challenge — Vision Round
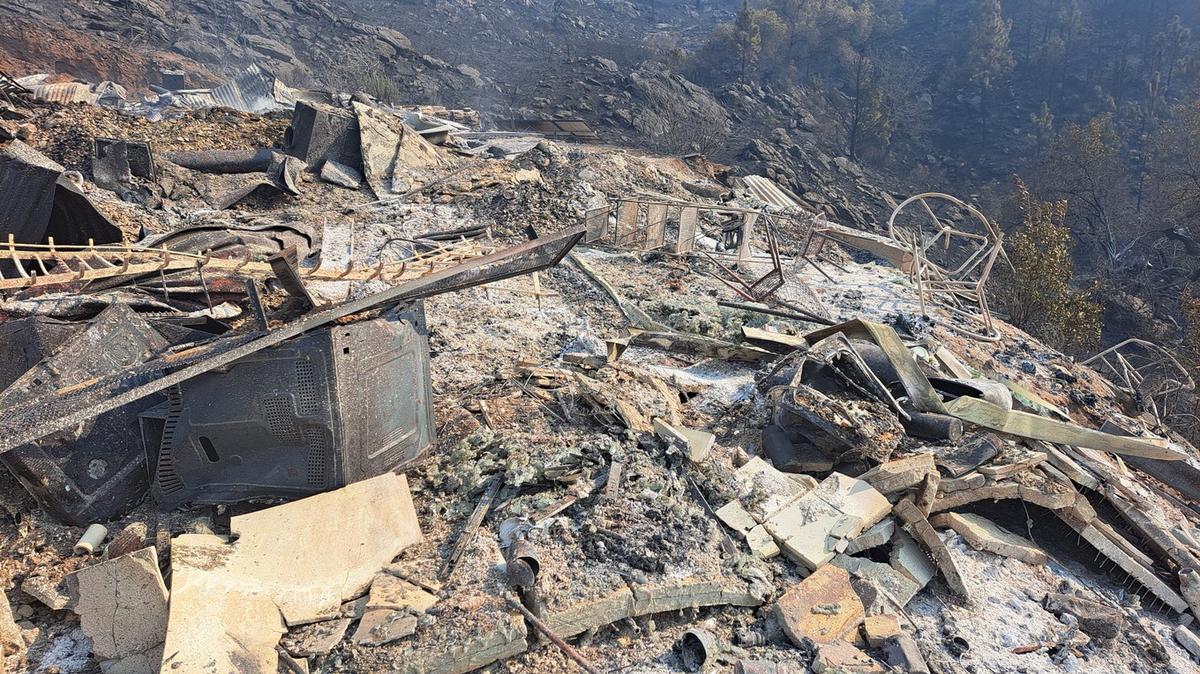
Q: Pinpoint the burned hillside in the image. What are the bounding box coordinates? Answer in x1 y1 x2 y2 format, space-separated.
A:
2 3 1200 674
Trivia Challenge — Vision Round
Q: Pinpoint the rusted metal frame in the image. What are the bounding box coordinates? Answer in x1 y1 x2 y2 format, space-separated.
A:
0 225 588 454
0 239 491 291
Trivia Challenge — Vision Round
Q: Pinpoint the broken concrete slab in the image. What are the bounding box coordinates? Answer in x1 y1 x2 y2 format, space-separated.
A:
773 565 865 646
746 525 780 560
160 533 287 674
160 473 423 672
72 547 168 674
889 530 936 588
813 640 886 673
845 518 895 555
893 499 968 599
226 472 424 625
858 454 936 495
930 512 1047 565
862 614 901 648
319 159 363 189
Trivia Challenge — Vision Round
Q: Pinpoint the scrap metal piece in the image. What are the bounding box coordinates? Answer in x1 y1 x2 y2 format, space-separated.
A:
944 396 1185 461
1084 338 1195 425
494 118 600 142
0 304 169 525
887 193 1008 341
0 225 586 455
440 474 502 580
505 596 602 674
0 140 121 247
268 244 316 310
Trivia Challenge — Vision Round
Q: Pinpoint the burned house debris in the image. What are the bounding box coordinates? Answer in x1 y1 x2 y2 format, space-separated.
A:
3 60 1200 674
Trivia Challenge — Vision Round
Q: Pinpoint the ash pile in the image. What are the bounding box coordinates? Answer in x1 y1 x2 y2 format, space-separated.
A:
1 66 1200 674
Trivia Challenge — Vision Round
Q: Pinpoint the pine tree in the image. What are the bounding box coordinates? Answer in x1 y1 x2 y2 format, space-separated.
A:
966 0 1015 92
733 0 762 82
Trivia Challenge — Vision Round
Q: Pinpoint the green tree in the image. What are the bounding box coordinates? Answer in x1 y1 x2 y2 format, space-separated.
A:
993 177 1101 355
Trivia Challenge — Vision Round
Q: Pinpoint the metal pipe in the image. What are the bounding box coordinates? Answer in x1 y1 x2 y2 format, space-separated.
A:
504 596 602 674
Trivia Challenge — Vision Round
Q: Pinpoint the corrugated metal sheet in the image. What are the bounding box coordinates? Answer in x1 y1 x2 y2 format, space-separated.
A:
210 65 294 114
27 82 97 105
20 79 125 106
741 175 801 210
171 65 296 114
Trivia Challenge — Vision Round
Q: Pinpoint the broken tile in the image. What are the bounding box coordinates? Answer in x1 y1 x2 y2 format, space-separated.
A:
72 547 167 674
813 641 886 673
730 456 807 523
862 614 901 648
764 493 863 571
281 617 353 657
746 525 779 560
812 473 891 527
845 519 895 555
833 555 922 611
715 500 758 537
930 512 1047 565
889 531 935 588
773 565 865 646
858 454 935 495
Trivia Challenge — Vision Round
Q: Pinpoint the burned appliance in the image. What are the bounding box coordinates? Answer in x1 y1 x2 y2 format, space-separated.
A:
145 303 434 508
0 305 169 525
